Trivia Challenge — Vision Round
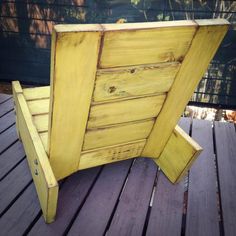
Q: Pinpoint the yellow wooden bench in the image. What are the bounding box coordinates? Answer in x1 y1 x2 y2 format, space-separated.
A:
12 19 229 223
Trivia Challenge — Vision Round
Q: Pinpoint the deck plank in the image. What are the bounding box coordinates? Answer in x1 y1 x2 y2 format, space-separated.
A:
0 184 40 236
0 94 11 104
0 110 15 133
28 167 101 235
214 121 236 236
0 98 14 117
0 141 25 180
106 158 157 236
186 119 220 236
0 125 18 154
0 159 32 215
67 160 132 236
146 117 190 236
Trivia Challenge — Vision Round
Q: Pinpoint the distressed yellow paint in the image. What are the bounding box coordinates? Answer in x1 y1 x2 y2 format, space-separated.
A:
154 125 202 183
94 62 180 102
79 140 146 170
84 119 154 150
12 82 58 223
88 94 166 128
100 25 197 68
143 19 229 158
48 30 102 180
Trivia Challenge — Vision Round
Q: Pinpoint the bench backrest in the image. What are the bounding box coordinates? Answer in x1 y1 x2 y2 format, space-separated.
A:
47 19 229 180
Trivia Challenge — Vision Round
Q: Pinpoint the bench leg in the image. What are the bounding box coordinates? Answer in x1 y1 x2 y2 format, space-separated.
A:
152 125 202 183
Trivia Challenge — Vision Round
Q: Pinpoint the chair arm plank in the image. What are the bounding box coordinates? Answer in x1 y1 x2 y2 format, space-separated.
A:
12 81 58 223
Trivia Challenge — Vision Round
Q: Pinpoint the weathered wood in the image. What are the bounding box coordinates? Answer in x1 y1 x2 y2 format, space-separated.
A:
88 94 165 128
146 117 190 236
143 19 229 158
28 167 101 236
67 160 133 236
0 124 18 154
0 159 32 215
100 22 197 68
106 158 157 236
214 121 236 236
15 91 58 223
48 29 102 180
94 62 179 102
0 98 14 117
83 119 154 150
79 140 146 170
0 110 15 133
23 86 50 101
186 119 220 236
0 93 11 104
0 141 25 180
0 184 41 236
154 124 202 183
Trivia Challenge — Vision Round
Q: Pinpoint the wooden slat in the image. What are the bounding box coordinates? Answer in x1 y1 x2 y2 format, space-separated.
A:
154 123 202 183
99 24 197 68
48 30 102 180
0 93 11 104
94 62 179 102
23 86 50 101
0 141 25 180
106 158 157 236
88 94 165 128
0 184 41 235
39 132 48 151
83 119 154 150
27 98 49 115
79 140 146 170
186 119 220 236
67 160 132 236
146 117 190 236
15 91 58 223
0 125 18 154
33 114 48 132
214 121 236 236
0 98 14 117
0 159 32 215
28 167 101 235
0 110 15 133
143 19 229 158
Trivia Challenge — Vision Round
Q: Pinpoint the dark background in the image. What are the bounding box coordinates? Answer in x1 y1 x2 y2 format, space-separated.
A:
0 0 235 109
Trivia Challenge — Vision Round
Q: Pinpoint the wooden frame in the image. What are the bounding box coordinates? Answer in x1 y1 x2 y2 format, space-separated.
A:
12 19 229 223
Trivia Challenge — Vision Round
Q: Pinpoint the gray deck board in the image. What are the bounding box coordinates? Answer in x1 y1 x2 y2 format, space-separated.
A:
0 93 235 236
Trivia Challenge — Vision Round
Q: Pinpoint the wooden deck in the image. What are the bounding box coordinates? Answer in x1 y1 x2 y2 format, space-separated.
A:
0 92 235 236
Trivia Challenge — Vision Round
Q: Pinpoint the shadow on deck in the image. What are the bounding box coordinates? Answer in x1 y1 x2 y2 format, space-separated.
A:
0 93 235 236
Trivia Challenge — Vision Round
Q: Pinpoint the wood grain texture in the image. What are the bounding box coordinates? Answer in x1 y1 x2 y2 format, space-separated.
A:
186 119 220 236
100 25 197 68
143 19 229 158
48 30 102 180
28 167 101 236
94 62 179 102
83 119 154 150
14 91 58 223
106 158 157 236
154 124 202 183
214 121 236 236
23 86 50 101
79 140 146 170
67 160 133 236
88 94 165 128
